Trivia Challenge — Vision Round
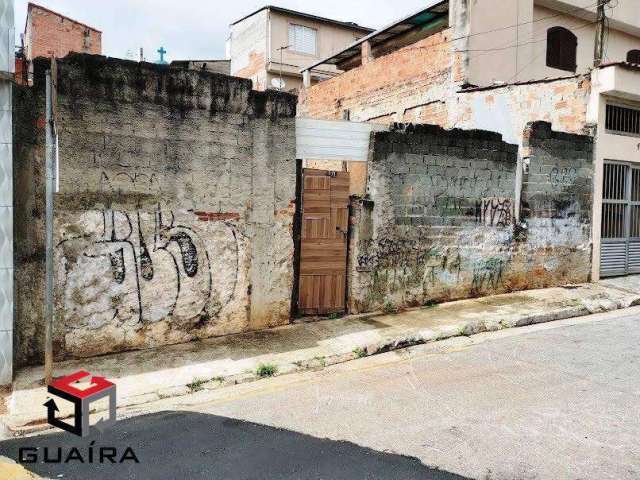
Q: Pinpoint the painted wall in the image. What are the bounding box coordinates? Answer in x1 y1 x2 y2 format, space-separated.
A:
452 76 592 146
0 0 14 386
464 0 640 87
230 9 269 90
348 123 593 313
587 65 640 280
14 55 297 365
231 9 369 92
269 11 366 67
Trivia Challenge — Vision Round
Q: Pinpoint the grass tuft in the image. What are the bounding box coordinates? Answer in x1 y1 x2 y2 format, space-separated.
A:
353 347 367 359
256 363 278 378
186 378 207 393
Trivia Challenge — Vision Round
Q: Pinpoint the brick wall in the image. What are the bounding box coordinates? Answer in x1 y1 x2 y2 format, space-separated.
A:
298 29 455 123
28 5 101 59
13 55 297 365
348 122 593 313
452 77 592 146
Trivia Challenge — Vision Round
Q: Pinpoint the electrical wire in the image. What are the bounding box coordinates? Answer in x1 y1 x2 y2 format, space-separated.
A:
433 0 603 49
459 18 599 57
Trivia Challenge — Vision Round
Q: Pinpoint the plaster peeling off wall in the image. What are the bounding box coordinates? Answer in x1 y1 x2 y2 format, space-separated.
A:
14 55 297 364
452 76 592 147
348 123 593 314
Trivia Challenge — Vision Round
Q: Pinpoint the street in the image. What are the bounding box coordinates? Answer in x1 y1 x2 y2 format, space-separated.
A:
1 307 639 479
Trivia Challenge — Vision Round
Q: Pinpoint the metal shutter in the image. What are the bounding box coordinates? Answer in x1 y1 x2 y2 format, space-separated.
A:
601 162 640 277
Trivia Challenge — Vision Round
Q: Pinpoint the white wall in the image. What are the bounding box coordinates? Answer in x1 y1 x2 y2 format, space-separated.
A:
229 9 269 90
589 65 640 280
0 0 13 386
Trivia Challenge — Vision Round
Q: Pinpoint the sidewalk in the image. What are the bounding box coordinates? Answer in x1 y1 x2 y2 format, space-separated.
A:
3 276 640 435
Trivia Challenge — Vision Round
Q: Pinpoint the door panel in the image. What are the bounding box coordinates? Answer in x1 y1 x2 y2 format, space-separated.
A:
298 169 349 315
601 162 640 277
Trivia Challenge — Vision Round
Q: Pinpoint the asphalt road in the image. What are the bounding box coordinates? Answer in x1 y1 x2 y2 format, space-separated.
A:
2 307 639 479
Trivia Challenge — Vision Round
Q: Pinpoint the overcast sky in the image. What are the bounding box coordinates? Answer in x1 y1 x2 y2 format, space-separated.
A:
14 1 427 62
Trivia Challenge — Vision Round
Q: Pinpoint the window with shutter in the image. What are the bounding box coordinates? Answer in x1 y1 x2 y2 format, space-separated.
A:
546 27 577 72
627 50 640 64
288 24 318 56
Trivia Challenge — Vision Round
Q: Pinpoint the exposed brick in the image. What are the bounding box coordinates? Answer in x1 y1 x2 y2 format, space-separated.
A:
27 4 102 60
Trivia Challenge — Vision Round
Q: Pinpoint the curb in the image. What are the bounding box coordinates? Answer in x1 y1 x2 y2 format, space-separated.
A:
4 287 640 437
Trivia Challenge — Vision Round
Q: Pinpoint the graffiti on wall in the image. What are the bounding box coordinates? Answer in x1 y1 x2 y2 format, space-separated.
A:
57 172 240 331
477 198 514 227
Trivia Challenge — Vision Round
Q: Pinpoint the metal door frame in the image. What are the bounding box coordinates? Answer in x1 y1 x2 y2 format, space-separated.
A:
601 161 640 277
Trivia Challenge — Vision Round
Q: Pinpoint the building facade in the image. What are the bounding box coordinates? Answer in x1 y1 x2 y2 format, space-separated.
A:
17 3 101 84
299 0 640 283
24 3 101 60
229 6 372 92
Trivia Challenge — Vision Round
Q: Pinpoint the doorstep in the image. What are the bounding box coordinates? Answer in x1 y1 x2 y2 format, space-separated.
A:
3 276 640 436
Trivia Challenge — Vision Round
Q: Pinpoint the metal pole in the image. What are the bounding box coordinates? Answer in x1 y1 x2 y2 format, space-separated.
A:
44 66 57 385
594 1 611 67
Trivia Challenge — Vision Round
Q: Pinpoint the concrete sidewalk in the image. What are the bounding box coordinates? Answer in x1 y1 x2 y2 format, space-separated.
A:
3 276 640 435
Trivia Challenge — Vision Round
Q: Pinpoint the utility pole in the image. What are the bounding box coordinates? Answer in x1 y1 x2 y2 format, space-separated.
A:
594 0 612 67
44 60 59 385
277 45 290 91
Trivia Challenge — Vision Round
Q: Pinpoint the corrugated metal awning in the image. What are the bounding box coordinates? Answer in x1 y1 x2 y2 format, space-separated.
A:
302 0 448 72
296 118 387 162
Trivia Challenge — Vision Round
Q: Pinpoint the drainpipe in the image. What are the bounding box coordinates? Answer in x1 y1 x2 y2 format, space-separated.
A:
0 1 14 386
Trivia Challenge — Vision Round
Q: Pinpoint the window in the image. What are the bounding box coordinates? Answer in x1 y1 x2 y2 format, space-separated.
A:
83 28 92 50
606 103 640 136
627 50 640 64
546 27 577 72
288 24 317 55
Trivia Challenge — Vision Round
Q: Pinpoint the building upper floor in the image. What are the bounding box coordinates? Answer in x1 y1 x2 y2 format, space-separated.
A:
463 0 640 87
301 0 639 89
229 5 373 92
22 2 101 61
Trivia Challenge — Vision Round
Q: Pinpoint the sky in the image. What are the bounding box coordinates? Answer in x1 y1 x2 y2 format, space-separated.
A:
14 0 428 62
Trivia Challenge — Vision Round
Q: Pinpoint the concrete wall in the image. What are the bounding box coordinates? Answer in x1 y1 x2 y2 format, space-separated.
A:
14 55 297 365
230 9 269 90
348 122 593 313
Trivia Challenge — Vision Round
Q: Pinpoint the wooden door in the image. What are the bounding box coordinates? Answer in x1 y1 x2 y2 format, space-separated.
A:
298 169 350 315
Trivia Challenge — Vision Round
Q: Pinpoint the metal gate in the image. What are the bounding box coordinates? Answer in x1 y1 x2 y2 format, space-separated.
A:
600 162 640 277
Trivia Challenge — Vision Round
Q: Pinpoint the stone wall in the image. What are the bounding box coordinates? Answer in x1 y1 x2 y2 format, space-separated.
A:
14 55 297 365
348 122 593 313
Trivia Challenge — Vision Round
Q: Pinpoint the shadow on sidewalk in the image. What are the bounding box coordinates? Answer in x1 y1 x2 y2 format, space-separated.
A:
0 411 470 480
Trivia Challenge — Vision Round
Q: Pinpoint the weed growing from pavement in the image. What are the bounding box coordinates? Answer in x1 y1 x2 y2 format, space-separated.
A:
353 347 367 358
186 378 207 392
382 300 399 314
256 363 278 378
